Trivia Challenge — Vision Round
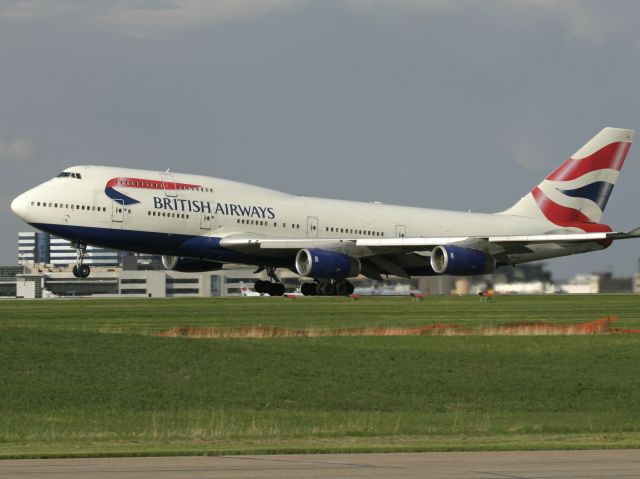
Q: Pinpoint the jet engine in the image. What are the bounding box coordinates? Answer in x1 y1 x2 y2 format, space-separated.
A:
430 245 495 276
295 248 360 279
161 255 224 273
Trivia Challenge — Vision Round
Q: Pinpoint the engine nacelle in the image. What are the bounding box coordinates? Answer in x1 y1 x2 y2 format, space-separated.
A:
295 249 360 279
161 255 224 273
430 245 495 276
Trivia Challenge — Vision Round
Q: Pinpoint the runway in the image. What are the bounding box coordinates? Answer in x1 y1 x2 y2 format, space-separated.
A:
1 450 639 478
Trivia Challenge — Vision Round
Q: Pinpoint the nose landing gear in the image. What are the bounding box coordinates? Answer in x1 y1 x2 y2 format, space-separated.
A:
72 241 90 278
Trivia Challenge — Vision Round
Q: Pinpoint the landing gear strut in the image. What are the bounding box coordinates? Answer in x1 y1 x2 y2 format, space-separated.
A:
72 241 90 278
254 267 286 296
300 280 354 296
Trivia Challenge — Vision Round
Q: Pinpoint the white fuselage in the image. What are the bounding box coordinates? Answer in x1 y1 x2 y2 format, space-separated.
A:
10 165 588 271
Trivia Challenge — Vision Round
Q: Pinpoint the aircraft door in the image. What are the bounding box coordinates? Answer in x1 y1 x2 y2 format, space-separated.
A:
200 211 212 230
111 199 124 227
160 173 177 197
307 216 318 238
395 225 407 238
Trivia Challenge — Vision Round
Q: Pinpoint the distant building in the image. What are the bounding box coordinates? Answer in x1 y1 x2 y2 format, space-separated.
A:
559 274 600 294
595 272 633 293
0 266 21 297
18 232 50 264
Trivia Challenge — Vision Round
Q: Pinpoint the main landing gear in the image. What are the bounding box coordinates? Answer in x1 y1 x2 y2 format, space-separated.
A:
254 267 286 296
300 280 355 296
72 241 91 278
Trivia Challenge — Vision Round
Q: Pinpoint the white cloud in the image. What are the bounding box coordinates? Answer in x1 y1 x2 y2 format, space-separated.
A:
1 0 305 36
347 0 632 47
99 0 305 36
0 0 61 19
0 139 35 164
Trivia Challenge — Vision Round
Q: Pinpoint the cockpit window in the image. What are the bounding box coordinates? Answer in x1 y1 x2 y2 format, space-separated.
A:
57 172 82 179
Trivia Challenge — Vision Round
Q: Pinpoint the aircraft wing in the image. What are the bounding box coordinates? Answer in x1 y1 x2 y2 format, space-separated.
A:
219 228 640 278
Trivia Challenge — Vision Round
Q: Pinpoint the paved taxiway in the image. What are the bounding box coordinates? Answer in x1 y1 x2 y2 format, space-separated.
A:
1 450 639 478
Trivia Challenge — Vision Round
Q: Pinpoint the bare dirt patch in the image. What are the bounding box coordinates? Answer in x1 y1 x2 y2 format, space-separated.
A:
157 316 640 338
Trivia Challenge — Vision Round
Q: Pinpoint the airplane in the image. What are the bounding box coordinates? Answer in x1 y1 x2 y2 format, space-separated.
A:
10 127 640 296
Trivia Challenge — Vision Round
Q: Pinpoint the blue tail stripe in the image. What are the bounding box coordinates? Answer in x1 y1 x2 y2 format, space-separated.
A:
559 181 614 211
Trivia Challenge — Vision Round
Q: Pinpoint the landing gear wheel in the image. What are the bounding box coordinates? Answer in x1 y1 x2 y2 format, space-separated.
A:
345 282 355 295
268 283 286 296
335 282 349 296
78 264 90 278
72 264 90 278
301 283 317 296
254 280 269 294
319 282 335 296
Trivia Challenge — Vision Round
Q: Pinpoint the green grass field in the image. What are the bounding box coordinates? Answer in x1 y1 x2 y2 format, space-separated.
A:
1 295 640 458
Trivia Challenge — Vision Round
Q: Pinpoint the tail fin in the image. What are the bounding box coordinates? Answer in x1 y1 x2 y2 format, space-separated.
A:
503 127 635 231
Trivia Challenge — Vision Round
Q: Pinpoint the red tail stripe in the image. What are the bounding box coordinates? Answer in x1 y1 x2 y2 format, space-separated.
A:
106 177 201 190
547 141 631 182
531 187 612 233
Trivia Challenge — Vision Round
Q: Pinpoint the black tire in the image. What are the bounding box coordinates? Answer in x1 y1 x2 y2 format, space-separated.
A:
72 265 80 278
322 282 336 296
301 283 314 296
269 283 285 296
78 264 90 278
335 282 348 296
254 280 267 294
346 282 355 295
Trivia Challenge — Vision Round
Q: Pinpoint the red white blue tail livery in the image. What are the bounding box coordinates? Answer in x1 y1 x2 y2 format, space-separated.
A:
504 127 633 232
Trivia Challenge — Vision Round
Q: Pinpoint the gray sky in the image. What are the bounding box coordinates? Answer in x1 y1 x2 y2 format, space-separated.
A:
2 0 640 280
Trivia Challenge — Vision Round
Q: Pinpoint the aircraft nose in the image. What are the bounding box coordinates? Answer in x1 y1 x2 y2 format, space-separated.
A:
11 193 29 219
